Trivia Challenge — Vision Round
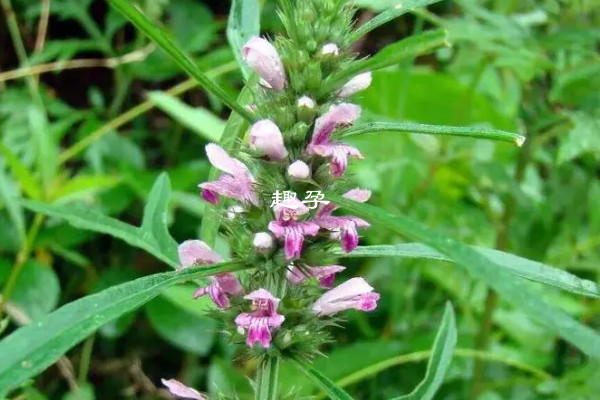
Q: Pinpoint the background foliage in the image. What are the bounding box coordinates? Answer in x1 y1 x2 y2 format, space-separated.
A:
0 0 599 399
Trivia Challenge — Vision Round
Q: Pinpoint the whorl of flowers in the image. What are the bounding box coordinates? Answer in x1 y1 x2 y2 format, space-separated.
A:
163 0 379 397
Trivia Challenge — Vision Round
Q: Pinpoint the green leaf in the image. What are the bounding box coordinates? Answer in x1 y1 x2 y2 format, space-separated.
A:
0 141 42 200
28 105 57 193
140 173 179 266
341 122 525 146
22 174 179 268
0 260 60 321
227 0 260 80
148 91 225 141
557 112 600 164
323 30 448 95
390 303 456 400
351 0 444 41
200 85 253 247
289 356 356 400
51 174 121 201
106 0 254 123
146 296 216 355
0 169 26 242
329 194 600 360
339 244 600 299
0 261 247 396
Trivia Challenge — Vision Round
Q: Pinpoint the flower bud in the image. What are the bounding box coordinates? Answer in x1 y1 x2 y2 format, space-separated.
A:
337 72 373 98
297 95 316 121
249 120 289 161
321 43 340 57
288 160 311 180
253 232 275 253
243 37 287 91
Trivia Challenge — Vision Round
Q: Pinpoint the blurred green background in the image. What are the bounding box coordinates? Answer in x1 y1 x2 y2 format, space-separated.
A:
0 0 599 399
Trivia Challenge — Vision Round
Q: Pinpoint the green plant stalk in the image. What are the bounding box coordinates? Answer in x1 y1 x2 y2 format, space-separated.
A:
0 214 45 321
58 61 238 164
469 122 535 399
78 334 95 384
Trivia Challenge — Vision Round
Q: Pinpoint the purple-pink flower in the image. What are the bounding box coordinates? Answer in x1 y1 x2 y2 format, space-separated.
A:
312 277 380 316
243 37 287 91
337 72 373 98
249 120 288 161
287 265 346 288
199 144 259 206
161 379 207 400
178 240 242 309
306 103 363 176
268 198 320 259
314 188 371 252
235 289 285 348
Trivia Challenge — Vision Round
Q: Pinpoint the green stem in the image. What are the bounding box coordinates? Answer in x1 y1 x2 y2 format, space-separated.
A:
78 334 95 383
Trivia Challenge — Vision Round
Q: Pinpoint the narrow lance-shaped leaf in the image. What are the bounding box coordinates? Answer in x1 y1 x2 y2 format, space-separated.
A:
227 0 260 80
106 0 255 123
200 84 254 247
22 174 179 268
337 244 600 299
0 169 26 242
340 121 525 147
322 29 447 95
0 262 248 396
290 356 357 400
391 302 456 400
351 0 445 42
328 194 600 359
28 105 57 194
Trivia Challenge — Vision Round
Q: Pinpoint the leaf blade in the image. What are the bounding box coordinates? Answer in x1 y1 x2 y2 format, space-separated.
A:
227 0 260 80
289 356 356 400
329 194 600 359
341 121 525 146
391 302 456 400
338 244 600 299
0 262 247 396
106 0 254 122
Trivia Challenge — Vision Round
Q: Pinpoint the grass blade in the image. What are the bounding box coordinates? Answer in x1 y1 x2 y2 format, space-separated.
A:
391 302 456 400
351 0 445 42
341 121 525 146
328 194 600 359
0 262 247 396
338 244 600 298
106 0 254 123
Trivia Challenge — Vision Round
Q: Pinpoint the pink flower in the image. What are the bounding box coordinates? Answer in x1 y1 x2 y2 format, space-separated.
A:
199 144 258 206
312 277 380 316
235 289 285 348
287 265 346 288
336 72 373 98
306 103 363 176
178 240 242 309
243 37 287 91
268 198 320 259
161 379 207 400
249 120 288 160
314 189 371 252
287 160 311 180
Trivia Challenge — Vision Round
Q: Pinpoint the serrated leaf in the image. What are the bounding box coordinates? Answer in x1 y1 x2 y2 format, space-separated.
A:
341 121 525 146
28 106 57 192
227 0 260 80
329 194 600 360
290 357 356 400
390 303 456 400
0 261 247 396
107 0 254 122
0 169 26 242
0 141 42 200
339 244 600 298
